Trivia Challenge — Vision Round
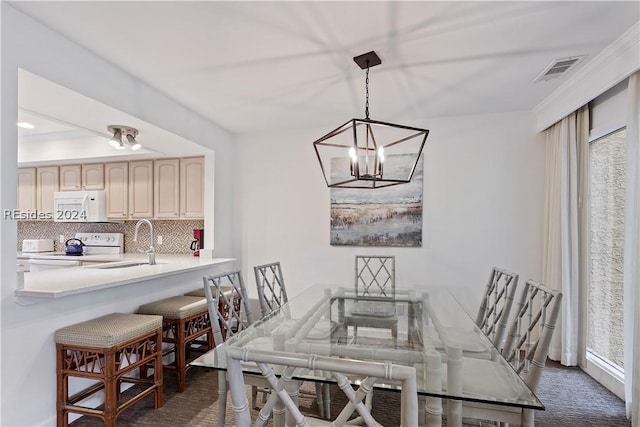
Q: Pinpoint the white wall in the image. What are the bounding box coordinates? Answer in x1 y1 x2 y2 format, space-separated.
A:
235 111 546 309
1 5 236 426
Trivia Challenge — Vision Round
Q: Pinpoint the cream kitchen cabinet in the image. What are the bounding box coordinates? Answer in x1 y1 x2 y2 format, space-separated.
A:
104 162 128 219
59 165 81 191
60 164 104 191
82 164 105 190
153 159 180 218
180 157 204 218
17 167 37 213
36 166 59 216
128 160 154 218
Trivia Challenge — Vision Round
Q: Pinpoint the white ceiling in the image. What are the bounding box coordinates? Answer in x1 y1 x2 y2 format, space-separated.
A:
11 1 640 137
17 70 209 166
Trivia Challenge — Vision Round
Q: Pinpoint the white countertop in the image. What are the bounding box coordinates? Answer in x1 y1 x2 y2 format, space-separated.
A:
15 254 235 299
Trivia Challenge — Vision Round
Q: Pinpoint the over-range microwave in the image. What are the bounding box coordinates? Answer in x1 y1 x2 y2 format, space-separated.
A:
53 190 109 222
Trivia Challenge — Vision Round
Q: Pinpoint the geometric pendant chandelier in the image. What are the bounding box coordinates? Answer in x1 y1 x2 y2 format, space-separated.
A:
313 51 429 189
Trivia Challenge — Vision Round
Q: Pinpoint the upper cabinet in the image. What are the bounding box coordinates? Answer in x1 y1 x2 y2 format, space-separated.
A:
60 164 104 191
153 157 204 219
154 159 180 218
17 167 36 213
104 162 128 219
180 157 204 219
82 164 105 190
36 166 59 215
17 156 204 220
128 160 154 219
59 165 81 191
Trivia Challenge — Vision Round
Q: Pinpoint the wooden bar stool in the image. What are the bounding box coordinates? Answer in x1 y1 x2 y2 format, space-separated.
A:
137 295 213 392
55 313 163 427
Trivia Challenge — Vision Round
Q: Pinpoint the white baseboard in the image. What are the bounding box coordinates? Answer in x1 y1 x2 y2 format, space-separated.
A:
583 351 625 400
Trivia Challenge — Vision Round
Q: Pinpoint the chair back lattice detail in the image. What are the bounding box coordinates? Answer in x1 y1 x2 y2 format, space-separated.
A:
202 270 252 344
355 255 396 299
475 267 519 349
225 347 418 427
503 279 562 392
254 261 289 318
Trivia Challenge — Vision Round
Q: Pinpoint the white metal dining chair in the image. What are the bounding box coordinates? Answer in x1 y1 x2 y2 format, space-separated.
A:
225 346 419 427
253 261 331 419
476 267 519 351
461 279 562 427
427 267 519 358
254 261 289 318
344 255 398 344
203 269 267 427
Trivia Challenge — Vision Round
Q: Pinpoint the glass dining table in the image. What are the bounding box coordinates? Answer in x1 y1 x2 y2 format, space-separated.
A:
191 285 544 427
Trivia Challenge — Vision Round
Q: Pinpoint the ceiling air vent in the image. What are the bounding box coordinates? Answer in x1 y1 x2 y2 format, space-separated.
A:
534 55 586 82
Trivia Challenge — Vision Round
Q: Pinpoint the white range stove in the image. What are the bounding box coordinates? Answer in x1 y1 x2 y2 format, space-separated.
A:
27 233 124 272
75 232 124 255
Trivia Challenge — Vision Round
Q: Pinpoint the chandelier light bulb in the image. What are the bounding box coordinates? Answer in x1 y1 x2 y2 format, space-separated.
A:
349 147 357 163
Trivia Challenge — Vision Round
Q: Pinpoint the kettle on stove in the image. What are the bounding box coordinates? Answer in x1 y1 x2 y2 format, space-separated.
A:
64 238 84 256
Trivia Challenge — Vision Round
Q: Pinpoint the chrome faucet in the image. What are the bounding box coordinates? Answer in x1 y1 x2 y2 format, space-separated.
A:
133 219 156 265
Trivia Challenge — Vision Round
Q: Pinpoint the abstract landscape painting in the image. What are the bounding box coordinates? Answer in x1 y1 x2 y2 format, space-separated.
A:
330 155 423 247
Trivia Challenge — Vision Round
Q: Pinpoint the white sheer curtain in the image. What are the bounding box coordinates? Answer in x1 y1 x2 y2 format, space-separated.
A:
624 70 640 425
542 105 590 367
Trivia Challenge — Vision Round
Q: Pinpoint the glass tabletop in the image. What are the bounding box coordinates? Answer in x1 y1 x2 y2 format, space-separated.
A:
192 285 543 410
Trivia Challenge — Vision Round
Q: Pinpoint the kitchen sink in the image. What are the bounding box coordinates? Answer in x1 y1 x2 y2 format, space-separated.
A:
85 260 166 270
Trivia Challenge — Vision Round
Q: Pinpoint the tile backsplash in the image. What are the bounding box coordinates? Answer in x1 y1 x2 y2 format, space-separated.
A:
17 220 205 254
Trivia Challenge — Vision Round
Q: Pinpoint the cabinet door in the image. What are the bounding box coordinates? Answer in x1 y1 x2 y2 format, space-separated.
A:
128 160 154 218
17 168 36 213
82 163 104 190
59 165 81 191
154 159 180 218
105 162 128 219
180 157 204 219
36 166 59 216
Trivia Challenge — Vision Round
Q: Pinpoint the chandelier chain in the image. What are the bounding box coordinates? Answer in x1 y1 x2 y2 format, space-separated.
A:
365 63 370 119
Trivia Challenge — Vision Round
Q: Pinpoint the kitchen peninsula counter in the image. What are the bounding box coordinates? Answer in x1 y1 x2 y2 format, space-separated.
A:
15 254 234 299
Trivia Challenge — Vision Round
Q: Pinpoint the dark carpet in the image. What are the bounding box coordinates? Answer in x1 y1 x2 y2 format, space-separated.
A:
70 359 631 426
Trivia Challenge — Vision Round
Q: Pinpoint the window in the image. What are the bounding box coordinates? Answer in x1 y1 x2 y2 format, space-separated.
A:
588 127 626 371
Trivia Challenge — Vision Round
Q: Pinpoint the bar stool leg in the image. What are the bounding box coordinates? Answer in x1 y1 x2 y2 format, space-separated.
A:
104 349 117 427
56 346 68 427
154 327 164 408
175 320 187 393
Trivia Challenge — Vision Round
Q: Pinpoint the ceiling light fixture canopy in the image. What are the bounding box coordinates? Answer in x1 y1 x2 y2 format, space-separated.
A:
107 125 141 151
313 51 429 189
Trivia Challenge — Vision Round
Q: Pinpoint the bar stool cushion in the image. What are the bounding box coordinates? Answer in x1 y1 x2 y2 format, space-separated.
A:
184 285 232 298
138 295 207 319
55 313 162 347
